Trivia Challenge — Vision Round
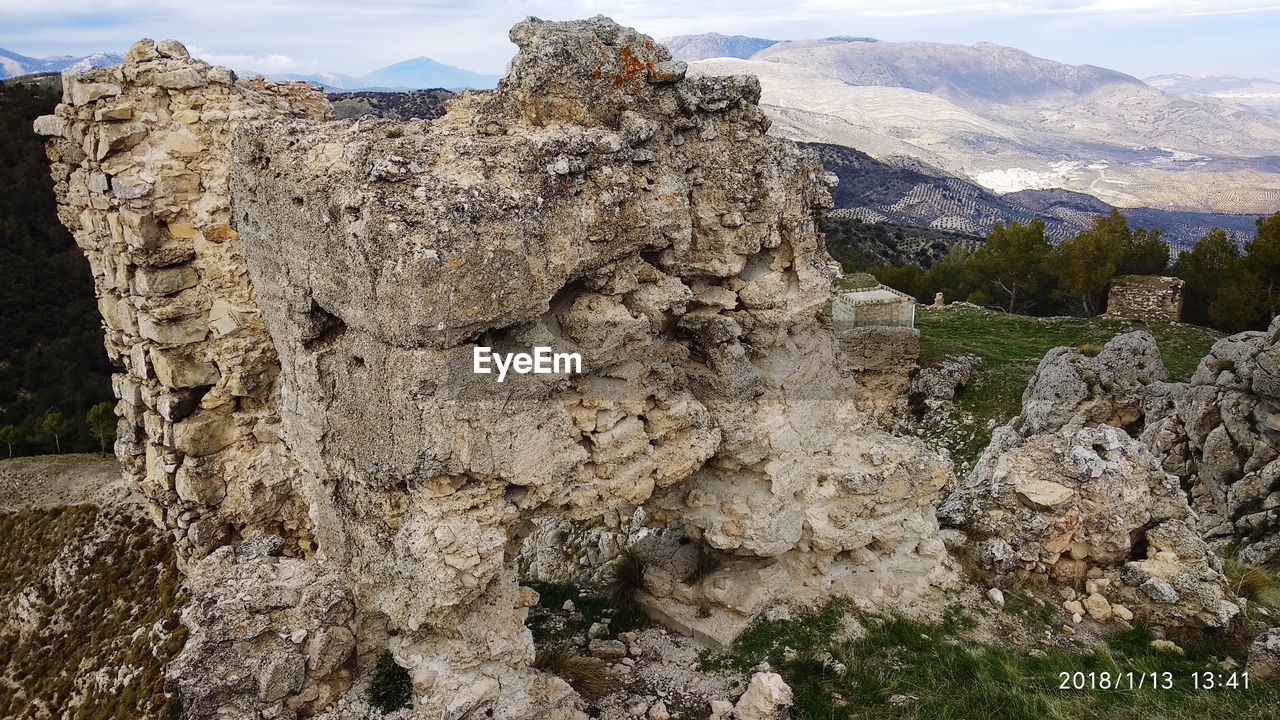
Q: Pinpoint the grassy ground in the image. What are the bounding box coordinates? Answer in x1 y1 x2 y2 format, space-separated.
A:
915 306 1225 473
699 600 1280 720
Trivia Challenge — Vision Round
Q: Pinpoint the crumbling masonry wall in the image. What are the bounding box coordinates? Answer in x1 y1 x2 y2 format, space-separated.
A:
41 18 957 719
35 39 326 561
35 40 359 718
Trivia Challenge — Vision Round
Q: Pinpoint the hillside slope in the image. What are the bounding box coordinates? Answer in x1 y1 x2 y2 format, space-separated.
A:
689 41 1280 215
808 141 1266 251
0 457 185 719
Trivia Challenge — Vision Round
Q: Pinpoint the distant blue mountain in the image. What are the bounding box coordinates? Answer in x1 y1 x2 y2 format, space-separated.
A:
358 57 500 91
260 57 500 92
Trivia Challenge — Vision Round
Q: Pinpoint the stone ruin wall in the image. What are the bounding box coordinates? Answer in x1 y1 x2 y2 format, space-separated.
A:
35 40 360 717
35 39 329 564
1106 275 1184 322
39 18 958 719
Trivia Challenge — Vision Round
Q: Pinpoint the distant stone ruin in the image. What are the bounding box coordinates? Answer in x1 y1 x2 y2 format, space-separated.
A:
1106 275 1184 322
832 283 917 329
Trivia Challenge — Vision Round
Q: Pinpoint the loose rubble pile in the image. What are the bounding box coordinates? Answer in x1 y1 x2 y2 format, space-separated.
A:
942 332 1241 628
41 16 955 719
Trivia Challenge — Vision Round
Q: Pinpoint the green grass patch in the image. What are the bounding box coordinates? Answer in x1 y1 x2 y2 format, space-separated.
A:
916 307 1224 472
699 601 1280 720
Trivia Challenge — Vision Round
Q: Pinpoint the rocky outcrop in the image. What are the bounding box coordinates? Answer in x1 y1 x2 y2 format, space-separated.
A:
234 13 955 697
41 16 956 719
909 353 980 425
1017 331 1166 436
943 332 1240 628
1142 318 1280 565
169 535 356 719
1247 626 1280 680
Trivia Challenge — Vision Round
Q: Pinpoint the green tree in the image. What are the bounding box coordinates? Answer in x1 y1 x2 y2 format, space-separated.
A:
1210 270 1270 333
38 410 73 454
872 264 928 301
86 402 117 457
1173 228 1243 326
966 219 1051 313
0 425 18 458
0 81 114 448
1121 225 1170 275
1244 211 1280 319
1050 220 1127 317
922 244 973 305
1065 209 1170 279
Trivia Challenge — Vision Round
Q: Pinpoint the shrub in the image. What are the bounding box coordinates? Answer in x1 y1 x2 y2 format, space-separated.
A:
1225 561 1280 614
1078 343 1103 357
367 650 412 714
606 547 646 624
534 646 616 698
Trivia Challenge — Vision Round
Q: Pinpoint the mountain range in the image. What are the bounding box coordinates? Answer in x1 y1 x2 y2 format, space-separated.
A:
0 48 499 91
671 34 1280 218
9 36 1278 248
1146 73 1280 111
0 48 121 78
265 57 499 91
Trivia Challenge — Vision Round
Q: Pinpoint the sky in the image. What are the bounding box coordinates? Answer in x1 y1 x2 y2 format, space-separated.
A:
1 0 1278 80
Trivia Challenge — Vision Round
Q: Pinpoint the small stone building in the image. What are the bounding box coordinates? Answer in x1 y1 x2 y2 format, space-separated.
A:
1106 275 1184 322
832 283 920 419
832 284 917 329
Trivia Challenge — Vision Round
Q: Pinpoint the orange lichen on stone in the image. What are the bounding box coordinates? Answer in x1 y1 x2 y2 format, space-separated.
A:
619 45 645 79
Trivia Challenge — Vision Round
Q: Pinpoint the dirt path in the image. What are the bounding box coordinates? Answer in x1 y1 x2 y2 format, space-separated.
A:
0 454 140 512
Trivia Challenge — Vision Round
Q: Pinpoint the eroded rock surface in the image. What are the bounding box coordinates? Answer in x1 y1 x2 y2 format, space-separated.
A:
170 535 357 719
235 14 954 703
41 16 957 719
943 332 1240 628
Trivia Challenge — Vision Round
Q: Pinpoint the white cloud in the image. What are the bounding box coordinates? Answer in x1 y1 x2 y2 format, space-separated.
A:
188 48 308 73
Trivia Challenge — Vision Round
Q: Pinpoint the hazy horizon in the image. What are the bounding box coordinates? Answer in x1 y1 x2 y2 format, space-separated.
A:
1 0 1278 81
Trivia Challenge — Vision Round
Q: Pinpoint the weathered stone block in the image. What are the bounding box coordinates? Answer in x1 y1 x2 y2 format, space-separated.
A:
139 312 208 345
151 348 219 388
154 68 206 90
173 410 237 456
136 264 198 296
65 77 122 106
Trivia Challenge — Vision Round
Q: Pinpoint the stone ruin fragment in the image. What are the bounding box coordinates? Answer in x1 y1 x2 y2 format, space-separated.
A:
38 17 958 719
942 332 1242 629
